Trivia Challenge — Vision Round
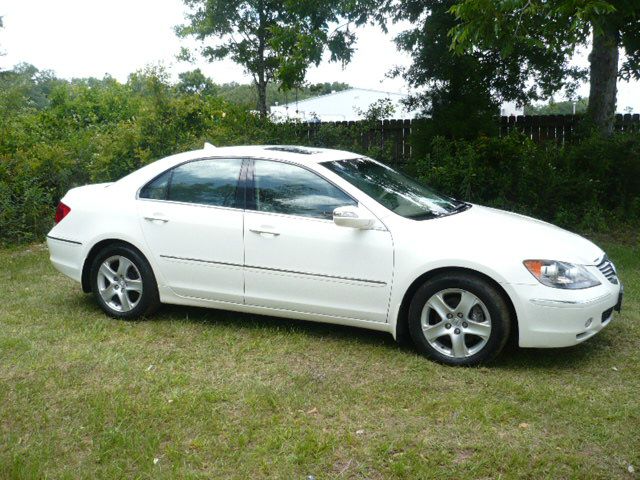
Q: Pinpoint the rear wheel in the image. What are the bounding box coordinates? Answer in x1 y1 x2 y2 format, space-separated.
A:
90 244 160 319
408 273 511 366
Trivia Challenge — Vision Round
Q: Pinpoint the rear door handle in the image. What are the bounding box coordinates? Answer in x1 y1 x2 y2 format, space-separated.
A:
144 215 169 223
249 227 280 236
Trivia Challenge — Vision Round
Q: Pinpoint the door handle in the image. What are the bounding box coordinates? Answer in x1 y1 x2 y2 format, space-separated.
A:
249 227 280 236
144 215 169 223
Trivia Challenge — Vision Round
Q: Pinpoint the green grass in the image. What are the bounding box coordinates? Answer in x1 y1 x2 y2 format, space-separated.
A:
1 240 639 479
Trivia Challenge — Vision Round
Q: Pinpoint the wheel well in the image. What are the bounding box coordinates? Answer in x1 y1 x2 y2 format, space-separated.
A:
395 267 519 346
81 239 146 293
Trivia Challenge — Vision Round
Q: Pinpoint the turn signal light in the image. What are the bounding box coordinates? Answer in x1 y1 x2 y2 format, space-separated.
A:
523 260 543 278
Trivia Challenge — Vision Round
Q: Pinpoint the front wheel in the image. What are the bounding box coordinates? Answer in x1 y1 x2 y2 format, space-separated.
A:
90 244 160 319
408 273 511 366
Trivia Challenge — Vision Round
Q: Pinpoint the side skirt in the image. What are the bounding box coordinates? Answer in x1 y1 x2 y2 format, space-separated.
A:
158 286 393 334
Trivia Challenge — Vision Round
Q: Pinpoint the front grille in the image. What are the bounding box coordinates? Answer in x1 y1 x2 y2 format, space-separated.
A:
597 255 619 284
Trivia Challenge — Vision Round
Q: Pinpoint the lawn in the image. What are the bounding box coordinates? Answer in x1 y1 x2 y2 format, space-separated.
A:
1 239 638 479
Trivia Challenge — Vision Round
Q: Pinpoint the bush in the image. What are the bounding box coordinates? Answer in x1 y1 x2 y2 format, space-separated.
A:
1 65 638 244
0 155 55 242
412 132 640 232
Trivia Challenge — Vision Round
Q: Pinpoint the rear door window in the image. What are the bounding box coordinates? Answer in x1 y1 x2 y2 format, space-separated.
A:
140 158 243 208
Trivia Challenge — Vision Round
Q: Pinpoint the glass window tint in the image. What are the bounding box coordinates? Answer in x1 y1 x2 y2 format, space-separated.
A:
167 158 242 207
140 171 170 200
253 160 355 219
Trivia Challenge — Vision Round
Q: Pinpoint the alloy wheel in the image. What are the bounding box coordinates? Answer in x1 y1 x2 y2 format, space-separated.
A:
420 288 492 358
96 255 143 313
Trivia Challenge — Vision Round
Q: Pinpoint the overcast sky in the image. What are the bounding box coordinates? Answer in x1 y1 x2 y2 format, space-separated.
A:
1 0 638 111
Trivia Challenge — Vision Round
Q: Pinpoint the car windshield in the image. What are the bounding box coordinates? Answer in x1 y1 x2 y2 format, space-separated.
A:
322 157 468 219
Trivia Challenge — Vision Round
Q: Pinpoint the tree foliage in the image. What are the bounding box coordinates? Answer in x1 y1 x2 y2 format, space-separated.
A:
524 97 589 116
449 0 640 133
212 80 350 107
177 0 356 116
176 68 219 96
381 0 573 139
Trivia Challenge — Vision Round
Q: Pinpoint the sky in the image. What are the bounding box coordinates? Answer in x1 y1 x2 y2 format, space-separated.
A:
1 0 639 112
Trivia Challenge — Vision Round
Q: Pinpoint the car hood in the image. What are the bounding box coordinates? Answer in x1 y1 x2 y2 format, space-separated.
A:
414 205 604 266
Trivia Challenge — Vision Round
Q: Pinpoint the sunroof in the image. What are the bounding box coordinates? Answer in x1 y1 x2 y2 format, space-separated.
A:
264 146 320 155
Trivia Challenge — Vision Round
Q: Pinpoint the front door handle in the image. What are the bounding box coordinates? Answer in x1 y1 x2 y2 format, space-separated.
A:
249 227 280 236
144 215 169 223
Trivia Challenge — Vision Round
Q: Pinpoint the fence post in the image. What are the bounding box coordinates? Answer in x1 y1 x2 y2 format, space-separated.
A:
499 116 508 137
614 114 623 132
507 115 516 137
402 119 411 163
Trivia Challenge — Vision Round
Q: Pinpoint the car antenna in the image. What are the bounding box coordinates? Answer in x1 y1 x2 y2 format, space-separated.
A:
203 142 216 149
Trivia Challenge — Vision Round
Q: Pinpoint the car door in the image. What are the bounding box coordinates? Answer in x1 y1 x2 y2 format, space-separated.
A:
137 157 245 303
244 158 394 323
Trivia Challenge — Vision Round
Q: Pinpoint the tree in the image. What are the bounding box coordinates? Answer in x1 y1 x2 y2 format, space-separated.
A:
176 0 356 117
0 64 60 115
450 0 640 134
214 80 350 107
176 68 219 96
524 97 589 116
378 0 569 139
306 81 350 96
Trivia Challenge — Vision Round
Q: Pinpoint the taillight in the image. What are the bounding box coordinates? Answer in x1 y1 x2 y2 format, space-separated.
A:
55 202 71 224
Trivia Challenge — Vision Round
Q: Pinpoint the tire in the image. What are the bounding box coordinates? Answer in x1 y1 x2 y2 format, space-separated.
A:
408 272 511 366
90 243 160 320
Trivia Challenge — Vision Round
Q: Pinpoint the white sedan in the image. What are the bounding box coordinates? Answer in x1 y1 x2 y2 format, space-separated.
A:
47 145 623 365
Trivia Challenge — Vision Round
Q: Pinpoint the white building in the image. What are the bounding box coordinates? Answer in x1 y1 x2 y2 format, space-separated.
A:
270 87 525 122
270 88 417 122
500 101 524 117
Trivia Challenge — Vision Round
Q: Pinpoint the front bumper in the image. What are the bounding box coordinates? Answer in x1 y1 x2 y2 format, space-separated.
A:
514 280 622 348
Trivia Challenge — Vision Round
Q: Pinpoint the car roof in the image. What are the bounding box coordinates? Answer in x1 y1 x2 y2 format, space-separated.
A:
116 145 363 190
167 145 361 167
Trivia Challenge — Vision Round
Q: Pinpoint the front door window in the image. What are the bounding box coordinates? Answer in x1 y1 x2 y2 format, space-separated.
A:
250 160 355 219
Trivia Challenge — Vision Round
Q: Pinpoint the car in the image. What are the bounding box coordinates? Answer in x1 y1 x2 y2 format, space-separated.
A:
47 144 623 366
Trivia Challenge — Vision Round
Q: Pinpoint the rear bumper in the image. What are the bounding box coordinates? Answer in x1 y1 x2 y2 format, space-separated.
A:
515 282 621 348
46 235 83 283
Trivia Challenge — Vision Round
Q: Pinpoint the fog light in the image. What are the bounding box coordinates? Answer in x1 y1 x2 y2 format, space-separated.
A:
585 318 593 328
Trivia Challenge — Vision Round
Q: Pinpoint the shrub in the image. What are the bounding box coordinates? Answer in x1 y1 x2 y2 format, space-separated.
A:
1 65 638 244
412 132 640 232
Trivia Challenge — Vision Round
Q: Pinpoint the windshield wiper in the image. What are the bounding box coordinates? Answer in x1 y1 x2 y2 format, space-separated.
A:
406 211 443 220
450 202 471 214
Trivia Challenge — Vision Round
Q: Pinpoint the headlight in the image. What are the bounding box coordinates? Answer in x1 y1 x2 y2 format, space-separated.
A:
523 260 601 289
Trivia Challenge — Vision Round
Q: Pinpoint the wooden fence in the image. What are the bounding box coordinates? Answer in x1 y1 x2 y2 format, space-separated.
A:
498 113 640 142
300 114 640 165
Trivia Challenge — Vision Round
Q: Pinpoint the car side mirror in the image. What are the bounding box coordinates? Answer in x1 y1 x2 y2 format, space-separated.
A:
333 205 375 229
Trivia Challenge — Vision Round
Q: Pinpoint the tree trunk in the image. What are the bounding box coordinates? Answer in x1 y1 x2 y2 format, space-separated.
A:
587 25 619 135
255 1 268 118
256 75 267 118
